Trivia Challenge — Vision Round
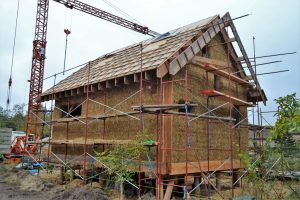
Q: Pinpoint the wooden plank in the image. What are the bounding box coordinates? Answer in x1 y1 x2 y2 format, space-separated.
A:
200 89 253 106
47 138 132 145
50 111 140 123
132 104 198 111
193 56 228 69
192 56 252 87
169 160 242 175
226 12 267 105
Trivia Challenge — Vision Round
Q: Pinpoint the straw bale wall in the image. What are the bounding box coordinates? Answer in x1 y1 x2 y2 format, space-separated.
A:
170 34 249 163
52 82 158 157
50 33 249 172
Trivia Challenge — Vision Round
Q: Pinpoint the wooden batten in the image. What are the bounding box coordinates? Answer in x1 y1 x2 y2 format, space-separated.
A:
106 80 112 88
134 73 140 83
97 82 104 91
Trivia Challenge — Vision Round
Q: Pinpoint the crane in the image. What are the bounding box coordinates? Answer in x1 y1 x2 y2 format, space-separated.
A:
8 0 159 158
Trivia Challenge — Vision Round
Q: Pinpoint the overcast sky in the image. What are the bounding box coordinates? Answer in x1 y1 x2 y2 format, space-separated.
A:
0 0 299 125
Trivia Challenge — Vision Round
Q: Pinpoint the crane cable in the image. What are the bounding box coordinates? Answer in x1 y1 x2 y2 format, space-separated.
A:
100 0 143 25
63 7 72 75
6 0 20 110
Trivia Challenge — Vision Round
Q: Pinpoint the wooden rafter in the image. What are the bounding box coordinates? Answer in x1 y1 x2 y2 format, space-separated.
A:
200 89 253 106
191 56 253 87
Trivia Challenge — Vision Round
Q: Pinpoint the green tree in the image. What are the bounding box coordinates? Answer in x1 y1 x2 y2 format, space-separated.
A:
0 104 27 131
95 130 151 199
271 93 300 142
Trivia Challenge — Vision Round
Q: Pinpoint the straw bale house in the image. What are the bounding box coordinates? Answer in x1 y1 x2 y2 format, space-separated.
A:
41 12 267 176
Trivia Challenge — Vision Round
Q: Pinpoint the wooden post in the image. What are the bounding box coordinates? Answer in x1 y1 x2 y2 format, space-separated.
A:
163 180 174 200
70 168 75 181
216 172 222 191
194 176 201 196
60 166 65 184
233 171 240 187
98 175 104 187
159 183 164 200
120 182 124 200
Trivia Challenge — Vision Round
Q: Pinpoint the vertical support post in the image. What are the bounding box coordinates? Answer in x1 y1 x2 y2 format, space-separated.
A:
157 77 163 200
138 42 144 198
216 172 222 191
232 171 240 187
65 121 69 161
184 68 189 199
47 74 56 171
99 174 104 187
194 176 201 196
83 62 91 183
206 71 211 198
60 165 65 184
163 180 175 200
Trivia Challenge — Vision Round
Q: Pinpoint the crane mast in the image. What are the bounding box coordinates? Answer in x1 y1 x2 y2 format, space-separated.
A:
25 0 158 154
25 0 49 153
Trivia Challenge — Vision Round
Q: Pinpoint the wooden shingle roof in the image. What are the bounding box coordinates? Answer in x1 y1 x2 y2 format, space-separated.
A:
42 15 218 97
42 13 266 104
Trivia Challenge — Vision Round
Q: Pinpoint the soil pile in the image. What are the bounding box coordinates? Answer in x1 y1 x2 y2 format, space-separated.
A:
50 186 110 200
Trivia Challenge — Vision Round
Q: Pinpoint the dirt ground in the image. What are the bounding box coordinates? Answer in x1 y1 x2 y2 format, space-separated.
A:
0 163 110 200
1 162 298 200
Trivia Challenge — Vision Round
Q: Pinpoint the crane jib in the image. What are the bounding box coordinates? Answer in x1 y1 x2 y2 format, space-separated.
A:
53 0 157 36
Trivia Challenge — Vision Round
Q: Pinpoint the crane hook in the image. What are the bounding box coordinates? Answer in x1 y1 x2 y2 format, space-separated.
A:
63 29 71 75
